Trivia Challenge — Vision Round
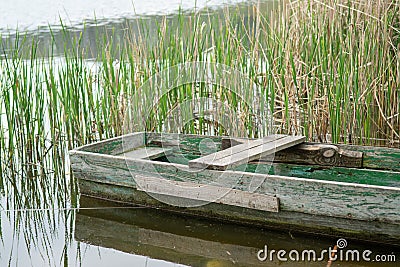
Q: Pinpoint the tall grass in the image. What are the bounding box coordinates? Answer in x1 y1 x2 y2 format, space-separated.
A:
0 1 398 263
272 0 400 145
0 0 399 210
122 0 399 145
0 0 399 206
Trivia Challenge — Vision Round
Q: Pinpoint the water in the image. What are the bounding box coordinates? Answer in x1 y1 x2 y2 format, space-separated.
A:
0 1 399 266
0 0 246 33
3 196 397 267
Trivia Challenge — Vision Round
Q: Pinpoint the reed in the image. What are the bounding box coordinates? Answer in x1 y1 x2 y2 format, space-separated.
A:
0 2 398 263
0 0 398 210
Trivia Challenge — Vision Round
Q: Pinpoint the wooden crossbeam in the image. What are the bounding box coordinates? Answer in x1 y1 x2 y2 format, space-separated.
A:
222 138 363 168
121 147 171 160
189 135 306 170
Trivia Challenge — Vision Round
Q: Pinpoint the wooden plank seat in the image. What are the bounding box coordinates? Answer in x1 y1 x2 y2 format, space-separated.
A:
120 147 171 160
189 135 306 170
222 138 364 168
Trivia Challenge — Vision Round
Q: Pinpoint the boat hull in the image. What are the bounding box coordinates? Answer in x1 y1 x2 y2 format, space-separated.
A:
70 132 400 245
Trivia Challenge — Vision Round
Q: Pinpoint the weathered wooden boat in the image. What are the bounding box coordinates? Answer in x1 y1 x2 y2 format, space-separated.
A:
70 132 400 245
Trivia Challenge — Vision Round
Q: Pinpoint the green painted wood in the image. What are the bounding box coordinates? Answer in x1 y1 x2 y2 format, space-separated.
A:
339 144 400 171
146 132 222 156
72 132 145 155
189 135 292 170
77 182 400 245
221 134 400 171
222 138 363 168
160 152 400 188
70 132 400 244
255 163 400 187
146 132 400 171
189 135 285 167
74 132 400 172
199 135 305 170
70 150 400 223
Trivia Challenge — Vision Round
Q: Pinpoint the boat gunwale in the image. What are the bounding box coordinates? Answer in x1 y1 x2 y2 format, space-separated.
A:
70 148 400 193
71 131 400 155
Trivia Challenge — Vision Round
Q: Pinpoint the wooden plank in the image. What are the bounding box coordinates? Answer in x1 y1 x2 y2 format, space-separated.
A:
71 132 145 155
217 136 306 169
78 180 400 245
273 143 363 167
221 137 245 150
165 152 400 187
70 150 400 223
146 132 223 156
339 144 400 171
222 138 363 168
188 135 285 170
146 132 400 171
120 147 171 160
190 135 305 170
135 175 279 212
268 163 400 187
196 135 285 162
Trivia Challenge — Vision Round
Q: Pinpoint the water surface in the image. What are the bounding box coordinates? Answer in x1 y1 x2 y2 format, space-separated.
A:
0 0 246 33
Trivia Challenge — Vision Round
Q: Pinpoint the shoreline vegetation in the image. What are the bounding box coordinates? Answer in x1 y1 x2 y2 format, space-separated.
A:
0 0 399 207
0 1 398 262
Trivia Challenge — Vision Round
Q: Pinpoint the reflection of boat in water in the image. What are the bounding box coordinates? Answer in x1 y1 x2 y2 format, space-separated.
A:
75 197 338 267
70 132 400 245
76 197 266 267
75 197 397 267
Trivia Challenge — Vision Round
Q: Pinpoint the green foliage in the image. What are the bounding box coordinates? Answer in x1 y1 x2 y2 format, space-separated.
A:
0 0 399 208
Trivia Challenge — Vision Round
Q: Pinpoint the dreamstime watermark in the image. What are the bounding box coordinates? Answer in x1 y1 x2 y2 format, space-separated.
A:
257 238 397 263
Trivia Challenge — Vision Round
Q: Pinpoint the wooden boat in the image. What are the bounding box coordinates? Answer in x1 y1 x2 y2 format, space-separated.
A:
70 132 400 245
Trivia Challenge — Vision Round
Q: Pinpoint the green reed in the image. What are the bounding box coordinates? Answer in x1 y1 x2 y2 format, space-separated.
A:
0 1 398 264
0 0 399 210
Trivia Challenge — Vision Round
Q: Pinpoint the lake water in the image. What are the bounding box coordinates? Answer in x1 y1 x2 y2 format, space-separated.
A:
0 1 399 266
0 0 247 33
